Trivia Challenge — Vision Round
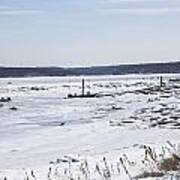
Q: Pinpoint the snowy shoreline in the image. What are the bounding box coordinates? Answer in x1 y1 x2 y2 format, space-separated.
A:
1 75 180 179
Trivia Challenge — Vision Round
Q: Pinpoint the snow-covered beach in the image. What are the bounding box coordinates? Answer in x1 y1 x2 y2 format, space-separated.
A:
1 75 180 179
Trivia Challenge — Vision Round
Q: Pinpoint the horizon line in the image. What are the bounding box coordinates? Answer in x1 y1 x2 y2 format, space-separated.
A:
0 60 180 68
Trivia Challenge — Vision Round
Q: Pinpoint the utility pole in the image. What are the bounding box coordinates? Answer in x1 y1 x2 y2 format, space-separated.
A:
82 78 85 96
160 76 163 87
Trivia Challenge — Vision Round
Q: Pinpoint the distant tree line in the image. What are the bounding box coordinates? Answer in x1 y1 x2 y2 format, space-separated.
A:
0 61 180 77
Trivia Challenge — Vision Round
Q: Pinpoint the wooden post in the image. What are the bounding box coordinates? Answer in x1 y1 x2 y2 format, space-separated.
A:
160 76 163 87
82 78 85 96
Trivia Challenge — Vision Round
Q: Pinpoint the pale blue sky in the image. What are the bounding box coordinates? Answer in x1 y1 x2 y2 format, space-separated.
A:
0 0 180 67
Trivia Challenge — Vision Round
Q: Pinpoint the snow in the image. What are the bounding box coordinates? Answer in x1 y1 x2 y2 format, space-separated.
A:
0 74 180 179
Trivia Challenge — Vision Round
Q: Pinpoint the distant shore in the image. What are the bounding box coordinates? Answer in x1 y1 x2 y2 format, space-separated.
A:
0 61 180 78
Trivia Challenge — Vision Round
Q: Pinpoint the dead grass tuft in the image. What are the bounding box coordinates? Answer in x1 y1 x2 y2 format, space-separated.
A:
158 154 180 172
134 171 165 179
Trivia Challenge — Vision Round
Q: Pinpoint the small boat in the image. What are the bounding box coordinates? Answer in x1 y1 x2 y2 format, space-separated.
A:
67 79 97 99
67 92 97 99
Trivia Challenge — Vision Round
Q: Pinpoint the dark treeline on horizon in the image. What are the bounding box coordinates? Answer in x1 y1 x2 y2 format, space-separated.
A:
0 61 180 77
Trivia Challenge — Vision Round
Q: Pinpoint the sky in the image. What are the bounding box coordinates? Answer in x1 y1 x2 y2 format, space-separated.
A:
0 0 180 67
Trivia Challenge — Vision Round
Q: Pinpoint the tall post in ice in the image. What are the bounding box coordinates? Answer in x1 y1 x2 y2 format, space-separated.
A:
82 78 85 96
160 76 163 87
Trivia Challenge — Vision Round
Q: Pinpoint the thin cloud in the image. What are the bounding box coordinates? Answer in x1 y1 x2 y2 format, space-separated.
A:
0 10 44 16
0 5 13 10
98 7 180 14
99 0 173 3
97 0 180 14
